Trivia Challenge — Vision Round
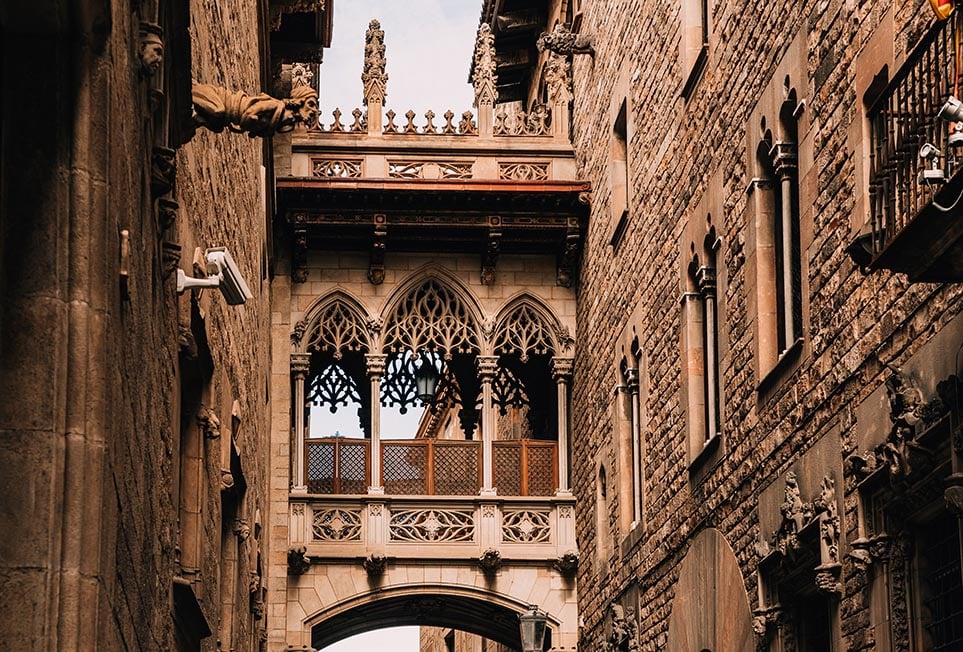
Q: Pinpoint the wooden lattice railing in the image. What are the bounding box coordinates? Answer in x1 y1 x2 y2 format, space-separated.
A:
305 437 557 496
868 13 960 256
493 440 558 497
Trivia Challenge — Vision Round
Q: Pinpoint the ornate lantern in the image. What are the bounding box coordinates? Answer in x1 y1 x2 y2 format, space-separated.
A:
519 604 548 652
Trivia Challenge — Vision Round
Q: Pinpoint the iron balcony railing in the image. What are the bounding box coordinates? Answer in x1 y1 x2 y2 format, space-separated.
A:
868 13 961 257
305 437 558 497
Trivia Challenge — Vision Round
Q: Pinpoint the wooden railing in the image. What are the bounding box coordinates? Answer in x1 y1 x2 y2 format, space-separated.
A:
304 437 558 497
868 13 960 256
493 440 558 497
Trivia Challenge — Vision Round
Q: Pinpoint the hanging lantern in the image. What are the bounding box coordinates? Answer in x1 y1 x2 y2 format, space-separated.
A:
929 0 955 20
519 605 548 652
413 354 439 404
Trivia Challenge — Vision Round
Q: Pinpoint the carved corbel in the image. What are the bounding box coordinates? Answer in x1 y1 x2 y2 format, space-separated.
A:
150 146 176 198
478 548 502 576
481 217 501 285
233 519 251 541
139 22 164 76
162 242 181 279
157 198 179 231
198 407 221 439
191 83 318 138
368 215 387 285
220 468 235 492
536 24 595 57
362 552 388 577
557 218 580 287
553 550 579 578
292 217 308 283
287 546 310 575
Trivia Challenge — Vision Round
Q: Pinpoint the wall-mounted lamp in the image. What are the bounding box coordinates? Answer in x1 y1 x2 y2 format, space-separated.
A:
176 247 253 305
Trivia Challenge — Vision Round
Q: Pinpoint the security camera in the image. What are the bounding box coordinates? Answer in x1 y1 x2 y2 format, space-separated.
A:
205 247 253 305
175 247 253 305
920 143 941 160
939 96 963 122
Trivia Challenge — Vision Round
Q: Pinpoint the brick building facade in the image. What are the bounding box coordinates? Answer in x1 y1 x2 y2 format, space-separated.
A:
556 0 963 649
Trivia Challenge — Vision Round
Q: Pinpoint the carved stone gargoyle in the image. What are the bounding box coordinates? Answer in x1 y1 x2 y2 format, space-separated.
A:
191 84 319 138
478 548 502 576
536 24 594 57
287 546 310 575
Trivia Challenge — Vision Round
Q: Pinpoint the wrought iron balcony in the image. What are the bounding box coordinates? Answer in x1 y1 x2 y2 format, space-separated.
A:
866 13 963 281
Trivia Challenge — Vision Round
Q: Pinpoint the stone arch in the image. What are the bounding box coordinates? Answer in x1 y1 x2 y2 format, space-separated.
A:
293 289 372 356
666 528 753 652
492 293 570 360
380 267 485 358
305 584 562 650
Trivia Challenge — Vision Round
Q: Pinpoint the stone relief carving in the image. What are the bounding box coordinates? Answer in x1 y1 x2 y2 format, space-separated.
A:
543 52 574 104
150 146 176 198
312 158 363 178
389 508 475 543
472 24 498 106
502 510 551 543
287 546 310 575
363 552 388 576
157 197 178 231
492 303 559 361
290 62 315 89
312 508 363 541
478 547 502 575
536 24 595 57
191 84 318 138
139 22 164 77
499 162 550 181
382 279 482 358
197 407 221 439
553 550 579 577
494 104 551 136
362 20 388 105
604 603 638 652
303 298 369 358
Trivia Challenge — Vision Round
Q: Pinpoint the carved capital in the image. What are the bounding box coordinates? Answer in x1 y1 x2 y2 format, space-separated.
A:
695 265 716 296
191 83 318 138
291 353 311 378
476 356 499 382
552 357 575 381
366 354 388 379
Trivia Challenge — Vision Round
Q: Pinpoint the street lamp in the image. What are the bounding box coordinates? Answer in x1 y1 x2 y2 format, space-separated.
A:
519 604 548 652
414 353 439 404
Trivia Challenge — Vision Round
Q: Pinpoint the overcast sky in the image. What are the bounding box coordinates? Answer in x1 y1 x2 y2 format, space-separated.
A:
318 0 478 120
314 6 479 651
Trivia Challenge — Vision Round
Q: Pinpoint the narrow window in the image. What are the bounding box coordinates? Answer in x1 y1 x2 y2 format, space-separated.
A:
680 0 710 97
610 99 629 246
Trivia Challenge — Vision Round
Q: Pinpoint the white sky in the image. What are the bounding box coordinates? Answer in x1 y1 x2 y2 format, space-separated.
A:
318 0 478 118
313 4 479 650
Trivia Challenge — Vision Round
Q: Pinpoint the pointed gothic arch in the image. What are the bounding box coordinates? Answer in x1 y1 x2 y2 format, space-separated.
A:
492 293 570 360
380 268 484 358
292 290 372 356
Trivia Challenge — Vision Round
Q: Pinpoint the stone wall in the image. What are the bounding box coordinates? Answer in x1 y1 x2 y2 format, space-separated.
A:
567 0 963 649
0 0 272 649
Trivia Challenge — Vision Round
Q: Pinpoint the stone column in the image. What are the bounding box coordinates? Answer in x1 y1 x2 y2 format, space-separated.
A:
477 356 499 494
774 142 798 346
696 265 719 442
625 367 642 524
290 353 311 493
366 354 387 494
552 357 574 494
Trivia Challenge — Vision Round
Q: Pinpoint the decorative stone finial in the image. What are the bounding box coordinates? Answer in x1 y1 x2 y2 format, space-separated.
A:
536 24 595 56
291 62 315 89
191 84 319 138
473 24 498 107
544 52 573 104
362 19 388 106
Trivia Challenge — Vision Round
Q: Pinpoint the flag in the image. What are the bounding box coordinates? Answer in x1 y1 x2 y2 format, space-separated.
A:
929 0 955 20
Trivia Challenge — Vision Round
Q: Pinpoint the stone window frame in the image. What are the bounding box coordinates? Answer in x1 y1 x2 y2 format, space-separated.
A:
680 184 728 478
680 0 710 99
609 66 633 250
614 317 647 541
745 31 813 397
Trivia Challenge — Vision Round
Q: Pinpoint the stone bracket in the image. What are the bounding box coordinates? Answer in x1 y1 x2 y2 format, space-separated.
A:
368 214 387 285
292 214 308 283
557 218 580 287
481 217 501 285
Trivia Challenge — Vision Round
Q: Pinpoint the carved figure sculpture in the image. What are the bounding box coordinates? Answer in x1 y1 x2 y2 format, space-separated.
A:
191 84 319 138
605 603 638 652
536 24 595 56
139 22 164 76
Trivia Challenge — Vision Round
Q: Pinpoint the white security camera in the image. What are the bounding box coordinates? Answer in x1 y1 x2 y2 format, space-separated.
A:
940 96 963 122
176 247 253 305
920 143 941 160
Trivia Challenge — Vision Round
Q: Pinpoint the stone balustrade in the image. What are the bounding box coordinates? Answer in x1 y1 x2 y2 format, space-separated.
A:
290 494 577 561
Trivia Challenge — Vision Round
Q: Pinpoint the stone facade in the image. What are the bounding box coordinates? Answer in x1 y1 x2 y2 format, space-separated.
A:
562 0 963 650
0 0 325 649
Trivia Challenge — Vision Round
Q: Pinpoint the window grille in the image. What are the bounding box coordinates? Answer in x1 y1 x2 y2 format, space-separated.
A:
493 440 558 496
919 517 963 650
305 438 369 494
381 440 481 495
